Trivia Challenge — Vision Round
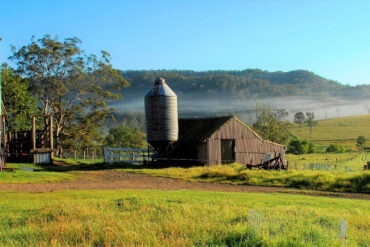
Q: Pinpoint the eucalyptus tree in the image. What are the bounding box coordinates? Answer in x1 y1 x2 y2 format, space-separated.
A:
305 112 317 134
10 35 129 154
253 105 290 145
1 63 37 131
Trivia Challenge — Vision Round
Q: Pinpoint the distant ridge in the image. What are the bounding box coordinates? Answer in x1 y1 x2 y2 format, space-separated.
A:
120 69 370 100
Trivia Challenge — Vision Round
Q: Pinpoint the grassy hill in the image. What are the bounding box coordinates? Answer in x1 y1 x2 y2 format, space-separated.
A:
288 114 370 150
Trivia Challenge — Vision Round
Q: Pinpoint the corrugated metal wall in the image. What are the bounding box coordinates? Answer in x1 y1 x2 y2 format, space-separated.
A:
206 118 285 166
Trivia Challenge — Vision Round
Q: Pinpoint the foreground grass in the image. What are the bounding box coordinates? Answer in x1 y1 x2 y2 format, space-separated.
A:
122 164 370 193
0 163 75 184
0 190 368 246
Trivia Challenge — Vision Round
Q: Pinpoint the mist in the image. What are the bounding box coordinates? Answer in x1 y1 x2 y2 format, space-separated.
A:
111 96 370 123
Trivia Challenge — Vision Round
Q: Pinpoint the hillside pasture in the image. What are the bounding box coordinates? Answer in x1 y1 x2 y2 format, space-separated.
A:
0 190 368 247
288 115 370 150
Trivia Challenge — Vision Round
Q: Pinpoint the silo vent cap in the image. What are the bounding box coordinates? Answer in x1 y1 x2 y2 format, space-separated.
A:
154 77 166 85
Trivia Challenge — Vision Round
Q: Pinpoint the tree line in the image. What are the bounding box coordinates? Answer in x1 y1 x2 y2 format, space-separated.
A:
120 70 370 101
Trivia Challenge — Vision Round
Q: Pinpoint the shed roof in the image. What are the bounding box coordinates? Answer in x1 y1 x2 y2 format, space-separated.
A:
178 116 233 142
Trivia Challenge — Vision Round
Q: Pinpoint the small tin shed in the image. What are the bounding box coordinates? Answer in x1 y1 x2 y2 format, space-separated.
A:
31 148 54 165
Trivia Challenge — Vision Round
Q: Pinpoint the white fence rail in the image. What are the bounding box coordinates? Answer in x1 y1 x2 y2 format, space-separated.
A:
103 147 149 164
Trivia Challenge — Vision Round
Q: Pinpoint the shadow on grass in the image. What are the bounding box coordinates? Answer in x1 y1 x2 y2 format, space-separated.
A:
34 160 200 172
200 230 268 247
33 162 148 172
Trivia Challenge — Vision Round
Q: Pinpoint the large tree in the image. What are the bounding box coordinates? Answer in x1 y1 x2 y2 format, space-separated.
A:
1 63 37 131
305 112 317 134
253 105 290 144
294 112 306 126
10 35 129 154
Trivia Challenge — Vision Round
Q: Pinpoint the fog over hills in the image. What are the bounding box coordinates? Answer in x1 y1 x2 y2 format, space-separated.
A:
110 69 370 130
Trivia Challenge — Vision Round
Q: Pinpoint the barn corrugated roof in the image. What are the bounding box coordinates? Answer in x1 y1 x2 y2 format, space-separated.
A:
178 116 233 142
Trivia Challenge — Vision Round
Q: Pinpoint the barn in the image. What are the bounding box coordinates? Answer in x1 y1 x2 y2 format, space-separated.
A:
172 116 286 166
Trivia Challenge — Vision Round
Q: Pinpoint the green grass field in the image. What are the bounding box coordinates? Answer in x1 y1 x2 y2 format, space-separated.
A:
122 164 370 193
1 150 368 193
288 115 370 150
0 190 368 247
0 163 75 184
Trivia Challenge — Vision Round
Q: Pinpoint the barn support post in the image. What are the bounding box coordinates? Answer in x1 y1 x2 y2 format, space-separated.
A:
49 115 53 160
32 116 36 164
2 116 5 168
0 115 3 169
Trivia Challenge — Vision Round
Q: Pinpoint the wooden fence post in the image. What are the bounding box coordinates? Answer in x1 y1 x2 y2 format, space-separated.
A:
49 115 53 160
32 116 36 164
103 147 109 163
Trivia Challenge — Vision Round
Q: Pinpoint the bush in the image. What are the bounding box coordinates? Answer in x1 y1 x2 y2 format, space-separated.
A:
356 136 366 148
325 144 345 153
105 125 146 148
288 140 316 154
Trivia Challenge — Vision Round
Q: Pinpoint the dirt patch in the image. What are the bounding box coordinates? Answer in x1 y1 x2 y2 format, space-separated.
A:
0 170 368 200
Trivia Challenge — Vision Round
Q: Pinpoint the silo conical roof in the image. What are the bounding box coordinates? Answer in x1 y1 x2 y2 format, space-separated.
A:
145 77 176 97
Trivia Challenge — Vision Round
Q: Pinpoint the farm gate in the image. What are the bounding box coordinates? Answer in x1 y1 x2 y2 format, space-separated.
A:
103 147 151 164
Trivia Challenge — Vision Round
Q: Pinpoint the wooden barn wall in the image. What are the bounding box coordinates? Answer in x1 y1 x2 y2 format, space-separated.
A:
206 118 285 166
197 143 207 163
207 139 221 165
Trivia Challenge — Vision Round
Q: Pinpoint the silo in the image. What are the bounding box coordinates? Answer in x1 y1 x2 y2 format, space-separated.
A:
145 77 178 153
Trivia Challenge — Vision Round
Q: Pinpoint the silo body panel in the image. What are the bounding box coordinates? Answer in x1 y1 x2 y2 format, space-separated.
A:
145 78 178 147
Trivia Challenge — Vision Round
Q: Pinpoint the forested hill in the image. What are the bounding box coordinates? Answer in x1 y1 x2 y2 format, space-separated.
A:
120 69 370 100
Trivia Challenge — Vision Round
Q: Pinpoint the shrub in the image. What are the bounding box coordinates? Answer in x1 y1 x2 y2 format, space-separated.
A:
105 125 146 148
325 144 345 153
288 140 316 154
356 136 366 148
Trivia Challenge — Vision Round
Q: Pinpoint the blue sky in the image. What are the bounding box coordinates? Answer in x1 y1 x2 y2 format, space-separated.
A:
1 0 370 86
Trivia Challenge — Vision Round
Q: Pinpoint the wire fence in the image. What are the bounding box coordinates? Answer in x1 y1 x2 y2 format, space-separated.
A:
287 163 360 172
58 147 369 172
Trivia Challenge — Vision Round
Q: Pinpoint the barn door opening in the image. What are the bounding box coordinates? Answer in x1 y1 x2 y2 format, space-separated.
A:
221 139 235 164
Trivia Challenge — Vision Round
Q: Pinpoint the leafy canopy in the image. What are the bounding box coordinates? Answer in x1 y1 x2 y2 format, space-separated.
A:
252 105 290 145
10 35 129 151
287 140 315 154
294 112 306 125
105 125 146 149
305 112 317 134
1 63 37 131
356 136 366 148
